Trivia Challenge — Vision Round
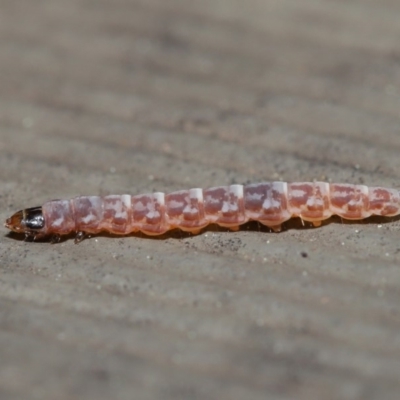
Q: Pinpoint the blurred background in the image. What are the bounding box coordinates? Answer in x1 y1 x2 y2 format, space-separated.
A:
1 1 400 399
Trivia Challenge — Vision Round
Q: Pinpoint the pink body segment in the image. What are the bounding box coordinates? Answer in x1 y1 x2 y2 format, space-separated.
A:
38 182 400 237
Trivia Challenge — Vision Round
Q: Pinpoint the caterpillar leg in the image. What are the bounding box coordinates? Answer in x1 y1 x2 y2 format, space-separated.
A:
74 231 86 244
270 225 282 233
50 234 61 244
24 232 34 242
24 232 46 242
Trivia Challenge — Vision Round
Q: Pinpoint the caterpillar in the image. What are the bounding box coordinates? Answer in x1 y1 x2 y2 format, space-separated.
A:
4 182 400 243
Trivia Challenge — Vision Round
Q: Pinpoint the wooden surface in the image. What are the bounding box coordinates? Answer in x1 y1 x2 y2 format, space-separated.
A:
1 1 400 399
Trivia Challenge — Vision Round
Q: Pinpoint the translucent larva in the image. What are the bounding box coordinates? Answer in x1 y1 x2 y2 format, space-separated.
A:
4 182 400 243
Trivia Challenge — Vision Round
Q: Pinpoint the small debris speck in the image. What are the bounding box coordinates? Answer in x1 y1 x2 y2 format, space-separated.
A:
300 251 308 258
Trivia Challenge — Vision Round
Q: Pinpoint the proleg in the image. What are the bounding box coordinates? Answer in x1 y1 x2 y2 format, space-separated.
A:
4 182 400 243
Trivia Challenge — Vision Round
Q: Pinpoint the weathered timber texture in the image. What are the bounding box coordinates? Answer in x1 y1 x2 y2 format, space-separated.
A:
1 1 400 399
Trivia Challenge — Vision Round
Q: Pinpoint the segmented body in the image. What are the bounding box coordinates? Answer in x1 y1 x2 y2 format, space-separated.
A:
5 182 400 242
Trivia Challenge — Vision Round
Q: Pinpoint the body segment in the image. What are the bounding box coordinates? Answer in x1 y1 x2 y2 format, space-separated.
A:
5 182 400 242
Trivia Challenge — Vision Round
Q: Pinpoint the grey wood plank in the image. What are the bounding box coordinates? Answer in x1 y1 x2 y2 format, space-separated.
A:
1 1 400 399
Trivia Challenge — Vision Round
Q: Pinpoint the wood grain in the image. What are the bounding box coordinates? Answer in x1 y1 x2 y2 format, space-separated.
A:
1 1 400 399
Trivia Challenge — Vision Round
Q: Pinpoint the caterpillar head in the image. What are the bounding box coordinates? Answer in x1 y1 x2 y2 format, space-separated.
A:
4 207 45 235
